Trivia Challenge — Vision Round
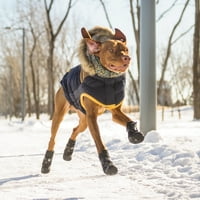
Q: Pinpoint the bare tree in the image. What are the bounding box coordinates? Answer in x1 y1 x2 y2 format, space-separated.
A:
193 0 200 119
0 32 22 117
129 0 140 74
129 0 140 104
170 52 193 105
157 0 190 99
28 24 41 119
0 0 75 118
17 0 47 119
44 0 72 118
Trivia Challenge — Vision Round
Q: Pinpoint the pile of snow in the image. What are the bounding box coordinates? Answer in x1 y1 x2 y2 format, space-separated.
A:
144 130 163 143
0 106 199 199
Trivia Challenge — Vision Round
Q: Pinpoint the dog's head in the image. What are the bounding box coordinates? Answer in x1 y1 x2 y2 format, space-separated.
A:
78 26 131 76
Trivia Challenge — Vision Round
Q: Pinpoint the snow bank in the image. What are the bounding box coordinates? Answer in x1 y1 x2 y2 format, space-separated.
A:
0 107 200 199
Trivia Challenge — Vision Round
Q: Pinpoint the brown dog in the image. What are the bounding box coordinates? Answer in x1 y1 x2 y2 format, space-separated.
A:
41 26 144 175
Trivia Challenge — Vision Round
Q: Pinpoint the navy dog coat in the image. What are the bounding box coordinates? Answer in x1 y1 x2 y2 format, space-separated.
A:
60 65 125 114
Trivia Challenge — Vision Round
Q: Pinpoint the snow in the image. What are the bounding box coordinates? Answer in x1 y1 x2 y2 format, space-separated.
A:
0 106 200 200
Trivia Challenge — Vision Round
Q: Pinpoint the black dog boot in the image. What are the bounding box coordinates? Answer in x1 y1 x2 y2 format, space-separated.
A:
63 139 76 161
41 150 54 174
99 150 118 175
127 121 144 144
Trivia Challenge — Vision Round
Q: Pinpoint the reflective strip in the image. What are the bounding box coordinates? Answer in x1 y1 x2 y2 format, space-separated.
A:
80 93 122 110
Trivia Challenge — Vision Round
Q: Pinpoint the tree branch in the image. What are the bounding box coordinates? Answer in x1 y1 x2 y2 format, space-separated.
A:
129 0 140 72
44 0 54 40
157 0 178 22
55 0 72 38
171 24 194 45
99 0 113 29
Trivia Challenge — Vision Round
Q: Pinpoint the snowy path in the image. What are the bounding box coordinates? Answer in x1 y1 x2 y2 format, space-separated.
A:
0 107 200 200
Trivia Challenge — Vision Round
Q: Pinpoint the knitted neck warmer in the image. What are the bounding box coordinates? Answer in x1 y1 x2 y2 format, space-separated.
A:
87 53 124 78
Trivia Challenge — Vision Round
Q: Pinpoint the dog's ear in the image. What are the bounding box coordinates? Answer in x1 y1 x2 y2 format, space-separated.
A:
114 28 126 42
81 27 92 39
84 38 101 55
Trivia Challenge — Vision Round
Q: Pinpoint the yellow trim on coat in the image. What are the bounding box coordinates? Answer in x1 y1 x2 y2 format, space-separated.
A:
80 93 122 110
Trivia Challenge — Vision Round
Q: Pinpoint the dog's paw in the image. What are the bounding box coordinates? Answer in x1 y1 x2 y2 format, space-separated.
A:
41 150 54 174
63 139 76 161
103 162 118 175
127 121 144 144
128 131 144 144
99 150 118 175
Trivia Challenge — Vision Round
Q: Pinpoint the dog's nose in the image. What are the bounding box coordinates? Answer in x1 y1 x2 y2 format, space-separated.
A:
122 55 131 63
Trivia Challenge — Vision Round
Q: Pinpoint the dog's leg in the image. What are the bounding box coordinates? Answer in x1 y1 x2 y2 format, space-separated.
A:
41 88 69 174
63 111 87 161
83 97 118 175
111 106 144 144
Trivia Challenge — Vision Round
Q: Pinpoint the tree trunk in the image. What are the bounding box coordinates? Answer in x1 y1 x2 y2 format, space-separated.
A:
47 42 55 119
44 0 72 119
29 26 41 119
26 78 31 117
129 0 140 104
36 66 40 119
193 0 200 119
